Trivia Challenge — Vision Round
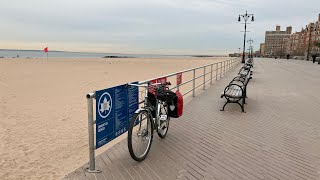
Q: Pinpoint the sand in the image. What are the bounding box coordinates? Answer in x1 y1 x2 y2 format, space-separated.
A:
0 57 231 180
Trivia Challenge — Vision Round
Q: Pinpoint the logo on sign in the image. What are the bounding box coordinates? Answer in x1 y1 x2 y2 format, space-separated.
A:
98 92 112 118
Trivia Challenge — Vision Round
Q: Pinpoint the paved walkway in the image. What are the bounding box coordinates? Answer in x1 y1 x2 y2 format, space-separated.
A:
64 58 320 180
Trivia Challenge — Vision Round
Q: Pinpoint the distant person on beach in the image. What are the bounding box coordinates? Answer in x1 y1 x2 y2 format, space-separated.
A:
17 54 19 58
312 54 317 63
286 54 290 60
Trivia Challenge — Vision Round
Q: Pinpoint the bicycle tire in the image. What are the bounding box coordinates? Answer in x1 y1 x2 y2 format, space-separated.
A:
157 102 170 139
128 110 153 162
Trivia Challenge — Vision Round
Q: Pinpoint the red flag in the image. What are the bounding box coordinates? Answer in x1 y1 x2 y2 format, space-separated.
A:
44 47 48 53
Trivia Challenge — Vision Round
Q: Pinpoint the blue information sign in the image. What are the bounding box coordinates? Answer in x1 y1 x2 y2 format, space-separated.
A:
95 82 139 149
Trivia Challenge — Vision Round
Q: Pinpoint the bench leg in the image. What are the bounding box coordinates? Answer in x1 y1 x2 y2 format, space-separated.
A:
242 92 247 104
221 100 245 113
236 102 245 113
241 98 246 113
220 102 229 111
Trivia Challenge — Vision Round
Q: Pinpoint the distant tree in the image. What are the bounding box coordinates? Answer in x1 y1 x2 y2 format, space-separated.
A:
313 42 320 57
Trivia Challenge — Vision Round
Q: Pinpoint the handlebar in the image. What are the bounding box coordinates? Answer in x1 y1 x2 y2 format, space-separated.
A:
157 81 171 86
128 81 171 88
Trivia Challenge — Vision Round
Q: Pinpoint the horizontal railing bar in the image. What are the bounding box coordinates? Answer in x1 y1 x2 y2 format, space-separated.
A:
179 78 195 87
204 78 211 84
182 89 193 96
146 59 241 101
169 86 177 91
204 71 211 76
86 58 240 97
139 58 237 84
195 74 205 80
90 58 241 105
195 82 204 90
86 92 96 99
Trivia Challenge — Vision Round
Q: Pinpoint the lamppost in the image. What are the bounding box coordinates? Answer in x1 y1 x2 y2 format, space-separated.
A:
247 39 253 58
238 11 254 63
306 24 316 61
251 46 254 57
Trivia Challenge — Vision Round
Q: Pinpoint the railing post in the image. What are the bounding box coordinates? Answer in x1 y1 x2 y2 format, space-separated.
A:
210 64 213 85
193 69 196 97
215 63 218 80
85 93 100 173
203 67 206 90
220 62 222 78
224 61 226 75
177 73 180 92
226 60 228 72
227 60 229 72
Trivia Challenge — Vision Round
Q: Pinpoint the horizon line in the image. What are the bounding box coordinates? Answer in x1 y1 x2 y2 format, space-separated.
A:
0 48 229 56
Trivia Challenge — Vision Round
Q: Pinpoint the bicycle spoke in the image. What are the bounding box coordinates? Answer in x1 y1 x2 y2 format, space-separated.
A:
131 112 151 158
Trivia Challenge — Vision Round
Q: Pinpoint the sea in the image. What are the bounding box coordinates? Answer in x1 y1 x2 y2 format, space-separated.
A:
0 49 204 59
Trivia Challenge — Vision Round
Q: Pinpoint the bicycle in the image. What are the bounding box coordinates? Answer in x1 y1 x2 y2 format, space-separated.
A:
127 81 174 161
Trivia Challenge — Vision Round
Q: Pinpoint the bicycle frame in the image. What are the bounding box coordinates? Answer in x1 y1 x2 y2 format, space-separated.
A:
129 82 163 131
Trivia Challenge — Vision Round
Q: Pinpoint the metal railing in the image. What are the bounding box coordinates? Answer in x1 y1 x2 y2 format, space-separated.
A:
85 57 241 172
138 57 240 97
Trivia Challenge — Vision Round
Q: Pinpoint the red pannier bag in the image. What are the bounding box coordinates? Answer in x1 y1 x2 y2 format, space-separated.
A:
168 91 183 118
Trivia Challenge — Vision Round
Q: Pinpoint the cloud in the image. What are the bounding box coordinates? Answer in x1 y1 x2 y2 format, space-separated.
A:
0 0 319 54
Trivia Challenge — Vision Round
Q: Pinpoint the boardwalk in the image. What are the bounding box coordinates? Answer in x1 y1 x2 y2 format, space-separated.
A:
64 58 320 180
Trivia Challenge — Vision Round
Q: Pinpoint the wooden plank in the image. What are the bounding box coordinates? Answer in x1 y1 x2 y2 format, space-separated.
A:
105 149 128 180
112 142 144 180
95 155 115 180
100 152 124 180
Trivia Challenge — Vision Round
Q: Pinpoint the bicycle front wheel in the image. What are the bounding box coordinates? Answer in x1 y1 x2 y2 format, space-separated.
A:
157 102 170 139
128 110 153 162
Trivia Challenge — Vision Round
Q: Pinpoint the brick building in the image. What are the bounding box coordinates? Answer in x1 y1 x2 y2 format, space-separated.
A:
285 14 320 57
264 25 292 57
260 43 265 56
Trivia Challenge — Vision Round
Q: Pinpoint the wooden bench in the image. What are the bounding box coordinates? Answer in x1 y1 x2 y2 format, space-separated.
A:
221 67 252 113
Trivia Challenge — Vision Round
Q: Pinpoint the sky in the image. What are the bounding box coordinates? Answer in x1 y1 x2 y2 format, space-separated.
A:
0 0 319 55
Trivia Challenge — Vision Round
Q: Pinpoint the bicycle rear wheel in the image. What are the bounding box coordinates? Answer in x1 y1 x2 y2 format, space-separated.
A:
128 110 153 162
157 102 170 138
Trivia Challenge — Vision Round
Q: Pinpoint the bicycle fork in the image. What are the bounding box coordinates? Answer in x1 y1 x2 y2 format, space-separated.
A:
154 100 161 131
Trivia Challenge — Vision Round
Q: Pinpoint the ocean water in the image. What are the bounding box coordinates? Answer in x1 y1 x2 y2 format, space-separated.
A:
0 49 195 59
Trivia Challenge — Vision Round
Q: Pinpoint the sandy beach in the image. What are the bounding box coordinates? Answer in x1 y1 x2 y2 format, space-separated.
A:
0 57 230 179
